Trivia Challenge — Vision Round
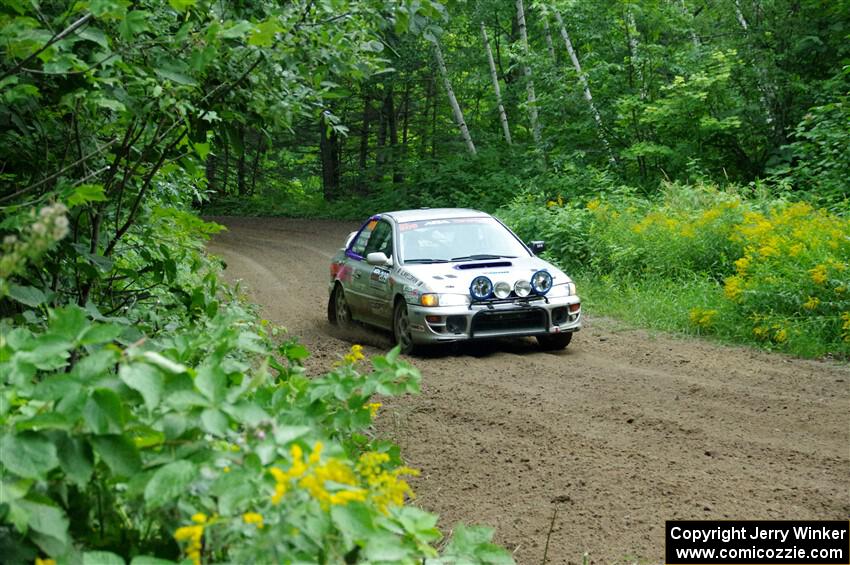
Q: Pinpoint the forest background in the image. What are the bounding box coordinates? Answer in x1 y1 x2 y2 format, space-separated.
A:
0 0 848 563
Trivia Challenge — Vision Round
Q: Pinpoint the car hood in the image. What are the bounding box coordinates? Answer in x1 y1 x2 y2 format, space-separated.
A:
396 255 571 295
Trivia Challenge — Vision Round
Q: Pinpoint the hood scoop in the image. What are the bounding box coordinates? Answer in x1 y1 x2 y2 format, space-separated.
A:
455 261 513 270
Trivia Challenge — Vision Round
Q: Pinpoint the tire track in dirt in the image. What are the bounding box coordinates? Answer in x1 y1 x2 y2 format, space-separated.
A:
207 217 850 564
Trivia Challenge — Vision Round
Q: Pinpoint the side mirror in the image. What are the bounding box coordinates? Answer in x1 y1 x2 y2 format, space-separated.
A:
366 252 392 266
344 231 358 249
530 240 545 254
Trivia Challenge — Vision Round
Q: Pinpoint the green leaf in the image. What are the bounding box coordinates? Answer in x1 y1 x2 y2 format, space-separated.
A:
57 435 94 486
140 351 186 374
79 323 124 345
83 389 124 434
119 363 163 411
248 19 281 47
88 0 129 19
155 67 197 86
90 434 141 476
220 20 253 39
200 408 229 437
195 363 225 403
49 305 89 342
68 183 107 207
18 499 69 555
78 27 109 49
6 284 46 307
131 557 179 565
117 10 150 40
222 402 268 426
0 432 59 479
84 551 125 565
144 460 196 508
331 503 376 547
168 0 197 12
16 412 72 432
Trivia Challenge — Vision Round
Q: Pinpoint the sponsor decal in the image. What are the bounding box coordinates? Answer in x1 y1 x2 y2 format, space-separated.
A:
399 222 419 231
370 267 389 284
398 269 421 285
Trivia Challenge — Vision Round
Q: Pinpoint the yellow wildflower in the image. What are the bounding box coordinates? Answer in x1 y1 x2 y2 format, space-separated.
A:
774 327 788 343
802 296 820 310
734 256 750 274
546 200 557 208
343 344 365 364
174 523 204 565
242 512 264 529
724 275 744 301
223 466 231 473
367 402 382 418
35 559 56 565
788 243 804 257
810 264 828 285
586 199 601 211
689 308 718 329
191 513 207 524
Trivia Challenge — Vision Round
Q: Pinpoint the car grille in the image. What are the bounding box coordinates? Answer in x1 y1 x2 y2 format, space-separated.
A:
470 308 547 337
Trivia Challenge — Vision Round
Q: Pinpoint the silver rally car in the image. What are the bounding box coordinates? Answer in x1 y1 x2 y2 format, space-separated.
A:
327 208 581 353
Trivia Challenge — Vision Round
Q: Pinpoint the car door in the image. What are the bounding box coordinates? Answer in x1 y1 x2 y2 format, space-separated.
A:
359 219 395 327
344 219 377 318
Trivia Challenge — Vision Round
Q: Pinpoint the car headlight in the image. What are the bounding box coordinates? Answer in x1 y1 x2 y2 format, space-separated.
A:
469 276 493 300
514 279 532 297
531 270 553 295
493 281 511 299
547 282 576 298
419 293 471 307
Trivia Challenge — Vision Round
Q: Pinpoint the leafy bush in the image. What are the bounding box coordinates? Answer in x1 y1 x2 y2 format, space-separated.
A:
0 205 512 564
500 181 850 357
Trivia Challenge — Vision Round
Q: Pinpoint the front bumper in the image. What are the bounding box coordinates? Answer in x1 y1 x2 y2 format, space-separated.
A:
406 295 582 344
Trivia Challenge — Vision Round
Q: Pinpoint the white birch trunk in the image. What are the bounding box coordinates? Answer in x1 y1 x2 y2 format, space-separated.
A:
434 41 477 155
625 9 646 99
732 0 775 125
515 0 543 149
542 16 557 61
678 0 701 47
481 22 512 145
553 9 614 160
734 0 749 30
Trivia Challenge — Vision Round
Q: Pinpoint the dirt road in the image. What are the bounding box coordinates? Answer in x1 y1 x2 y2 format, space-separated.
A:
207 217 850 564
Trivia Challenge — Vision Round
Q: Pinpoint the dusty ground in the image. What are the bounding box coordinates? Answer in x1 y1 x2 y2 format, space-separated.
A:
207 217 850 564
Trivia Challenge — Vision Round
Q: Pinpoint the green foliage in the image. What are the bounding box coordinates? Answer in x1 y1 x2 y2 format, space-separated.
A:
500 182 850 358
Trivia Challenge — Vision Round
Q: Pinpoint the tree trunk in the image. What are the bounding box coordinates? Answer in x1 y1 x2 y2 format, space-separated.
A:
481 22 512 145
542 16 557 61
359 91 371 180
236 126 247 196
434 40 477 155
319 114 340 200
515 0 543 150
625 9 646 99
250 133 263 195
553 9 614 162
205 153 217 195
387 85 402 184
221 135 230 195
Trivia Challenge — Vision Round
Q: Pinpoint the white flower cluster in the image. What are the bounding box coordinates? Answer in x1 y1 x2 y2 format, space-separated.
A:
1 202 70 279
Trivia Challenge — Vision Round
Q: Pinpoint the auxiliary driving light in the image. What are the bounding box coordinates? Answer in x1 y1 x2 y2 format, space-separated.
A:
514 279 532 297
493 281 511 299
531 270 553 295
469 276 493 300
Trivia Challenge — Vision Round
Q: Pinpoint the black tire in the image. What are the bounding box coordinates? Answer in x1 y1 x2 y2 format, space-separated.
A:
393 300 416 354
536 332 572 351
328 284 352 326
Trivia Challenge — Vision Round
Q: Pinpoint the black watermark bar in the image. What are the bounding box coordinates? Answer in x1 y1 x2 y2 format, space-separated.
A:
666 521 849 564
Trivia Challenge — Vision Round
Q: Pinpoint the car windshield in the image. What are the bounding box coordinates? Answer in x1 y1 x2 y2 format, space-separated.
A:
399 217 529 263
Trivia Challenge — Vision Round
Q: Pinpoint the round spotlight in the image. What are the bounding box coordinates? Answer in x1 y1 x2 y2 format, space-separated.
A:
494 281 511 299
469 276 493 300
531 270 553 295
514 279 532 297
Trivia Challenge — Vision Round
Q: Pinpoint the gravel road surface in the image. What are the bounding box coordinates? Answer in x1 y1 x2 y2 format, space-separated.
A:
208 217 850 564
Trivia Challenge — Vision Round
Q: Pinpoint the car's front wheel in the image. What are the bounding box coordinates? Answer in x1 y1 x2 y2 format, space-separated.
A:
328 284 352 326
536 332 572 351
393 300 416 354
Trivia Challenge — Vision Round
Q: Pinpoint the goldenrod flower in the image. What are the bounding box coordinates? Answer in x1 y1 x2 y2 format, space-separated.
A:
35 558 56 565
174 523 205 565
242 512 264 529
343 344 365 364
810 264 828 285
367 402 382 418
802 296 820 310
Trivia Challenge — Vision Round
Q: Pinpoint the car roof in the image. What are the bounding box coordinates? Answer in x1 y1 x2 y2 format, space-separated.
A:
382 208 491 223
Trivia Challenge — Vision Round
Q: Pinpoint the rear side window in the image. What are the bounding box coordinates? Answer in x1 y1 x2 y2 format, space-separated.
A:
350 219 377 256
